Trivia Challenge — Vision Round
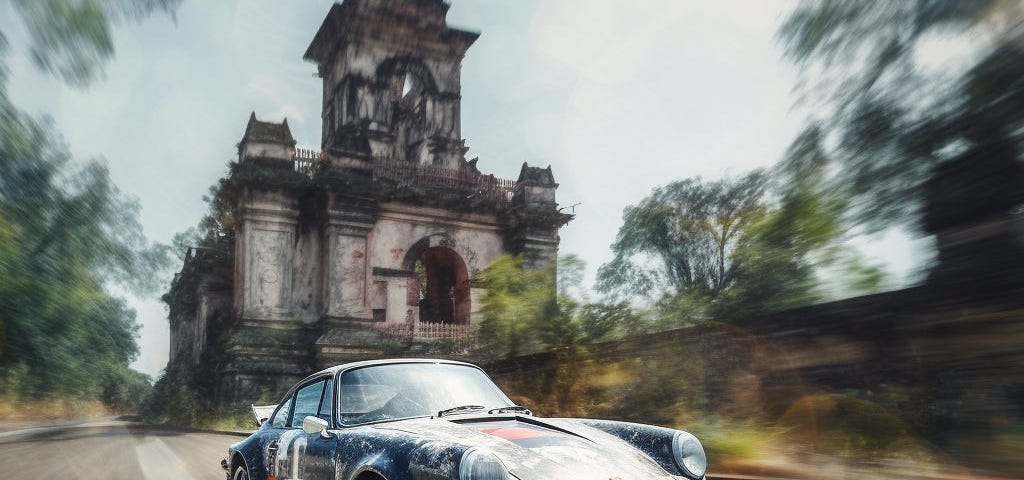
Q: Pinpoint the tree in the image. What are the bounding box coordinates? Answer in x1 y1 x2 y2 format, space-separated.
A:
0 96 170 399
597 147 885 321
0 0 180 403
596 172 776 316
477 255 552 358
478 254 615 358
578 301 647 341
777 0 1024 231
3 0 182 88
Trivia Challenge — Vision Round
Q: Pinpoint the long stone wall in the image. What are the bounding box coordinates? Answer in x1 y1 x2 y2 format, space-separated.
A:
484 284 1024 473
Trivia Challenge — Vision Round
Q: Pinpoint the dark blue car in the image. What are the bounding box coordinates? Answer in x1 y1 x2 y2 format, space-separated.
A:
223 358 707 480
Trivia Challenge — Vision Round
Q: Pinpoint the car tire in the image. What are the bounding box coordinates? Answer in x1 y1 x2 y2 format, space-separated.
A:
233 465 250 480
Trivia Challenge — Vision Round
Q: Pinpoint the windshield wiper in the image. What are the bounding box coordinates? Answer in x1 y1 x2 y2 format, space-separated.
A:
488 406 533 416
437 405 486 417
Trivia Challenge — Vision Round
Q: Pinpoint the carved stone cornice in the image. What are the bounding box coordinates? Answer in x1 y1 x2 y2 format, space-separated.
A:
240 206 300 226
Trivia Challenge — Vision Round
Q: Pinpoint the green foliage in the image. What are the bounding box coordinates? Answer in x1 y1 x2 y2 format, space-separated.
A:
0 96 169 402
477 255 553 358
578 301 645 341
778 0 1024 231
169 176 236 262
142 362 211 426
0 97 166 404
597 171 769 301
0 0 180 409
162 174 235 328
101 368 152 412
477 251 681 351
598 171 816 319
7 0 182 87
598 129 889 322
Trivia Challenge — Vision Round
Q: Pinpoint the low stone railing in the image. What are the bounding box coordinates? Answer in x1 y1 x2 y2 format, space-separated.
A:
373 321 478 352
293 147 322 177
291 149 516 205
373 159 516 206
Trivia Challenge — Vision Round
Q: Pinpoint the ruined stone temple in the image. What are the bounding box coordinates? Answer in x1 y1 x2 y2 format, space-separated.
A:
165 0 572 404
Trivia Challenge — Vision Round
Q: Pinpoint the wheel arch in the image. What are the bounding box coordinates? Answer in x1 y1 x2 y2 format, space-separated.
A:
350 457 394 480
354 470 386 480
230 452 247 478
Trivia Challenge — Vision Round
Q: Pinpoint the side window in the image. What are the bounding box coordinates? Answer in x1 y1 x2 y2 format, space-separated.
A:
318 378 334 423
271 395 293 429
290 380 327 428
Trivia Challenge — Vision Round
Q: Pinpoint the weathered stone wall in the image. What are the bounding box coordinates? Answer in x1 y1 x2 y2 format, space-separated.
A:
483 283 1024 472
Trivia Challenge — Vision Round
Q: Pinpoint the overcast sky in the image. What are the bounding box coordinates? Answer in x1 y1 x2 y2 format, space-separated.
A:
3 1 932 378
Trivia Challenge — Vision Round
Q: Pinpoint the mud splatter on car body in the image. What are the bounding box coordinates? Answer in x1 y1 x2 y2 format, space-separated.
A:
224 359 706 480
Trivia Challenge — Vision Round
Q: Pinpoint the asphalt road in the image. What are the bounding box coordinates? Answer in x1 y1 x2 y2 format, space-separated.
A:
0 418 243 480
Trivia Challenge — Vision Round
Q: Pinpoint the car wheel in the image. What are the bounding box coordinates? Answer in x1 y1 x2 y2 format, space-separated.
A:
233 465 249 480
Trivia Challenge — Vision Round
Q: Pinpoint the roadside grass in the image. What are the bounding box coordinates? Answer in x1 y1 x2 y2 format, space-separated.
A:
201 411 257 432
691 422 783 462
776 393 937 462
142 399 256 433
0 395 112 424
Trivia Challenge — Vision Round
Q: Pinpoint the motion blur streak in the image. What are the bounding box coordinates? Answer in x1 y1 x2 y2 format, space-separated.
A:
2 1 1023 479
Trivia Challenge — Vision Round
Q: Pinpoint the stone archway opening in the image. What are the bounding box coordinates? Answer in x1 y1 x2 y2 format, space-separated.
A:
412 246 470 325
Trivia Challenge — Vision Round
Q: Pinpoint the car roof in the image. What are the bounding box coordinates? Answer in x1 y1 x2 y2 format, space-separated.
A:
270 358 503 428
299 358 481 384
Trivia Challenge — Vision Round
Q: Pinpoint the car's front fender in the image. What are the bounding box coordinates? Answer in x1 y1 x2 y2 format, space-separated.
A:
562 418 686 477
328 427 468 480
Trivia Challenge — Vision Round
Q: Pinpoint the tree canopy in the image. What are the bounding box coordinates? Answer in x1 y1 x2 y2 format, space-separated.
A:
0 0 180 405
778 0 1024 231
597 136 885 321
477 255 553 358
0 94 169 400
3 0 182 88
596 171 769 303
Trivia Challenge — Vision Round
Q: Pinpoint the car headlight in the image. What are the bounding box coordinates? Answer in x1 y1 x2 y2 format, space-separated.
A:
672 431 707 479
459 447 510 480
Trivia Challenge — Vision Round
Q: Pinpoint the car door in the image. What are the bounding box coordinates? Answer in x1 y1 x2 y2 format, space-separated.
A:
259 390 296 479
297 376 338 480
276 377 330 480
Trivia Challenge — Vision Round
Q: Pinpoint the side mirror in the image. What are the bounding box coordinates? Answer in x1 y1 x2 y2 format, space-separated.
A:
302 415 330 437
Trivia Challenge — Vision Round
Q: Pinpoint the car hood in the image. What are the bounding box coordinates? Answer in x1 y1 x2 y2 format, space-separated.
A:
372 415 682 480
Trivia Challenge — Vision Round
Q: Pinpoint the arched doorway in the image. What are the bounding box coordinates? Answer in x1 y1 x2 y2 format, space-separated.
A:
411 246 470 324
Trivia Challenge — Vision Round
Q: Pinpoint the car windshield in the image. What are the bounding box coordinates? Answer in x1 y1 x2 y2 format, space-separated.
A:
338 363 512 425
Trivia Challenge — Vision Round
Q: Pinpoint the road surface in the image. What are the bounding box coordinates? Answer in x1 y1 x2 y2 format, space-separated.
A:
0 418 243 480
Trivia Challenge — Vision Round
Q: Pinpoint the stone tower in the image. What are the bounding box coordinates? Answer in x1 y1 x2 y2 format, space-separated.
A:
305 0 476 169
167 0 572 405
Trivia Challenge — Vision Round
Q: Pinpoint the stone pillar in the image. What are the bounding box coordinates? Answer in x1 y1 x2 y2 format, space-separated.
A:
238 188 299 321
509 163 571 270
518 230 560 270
324 196 377 320
379 273 416 324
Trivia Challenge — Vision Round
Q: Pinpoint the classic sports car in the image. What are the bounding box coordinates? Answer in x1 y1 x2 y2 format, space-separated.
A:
223 359 708 480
